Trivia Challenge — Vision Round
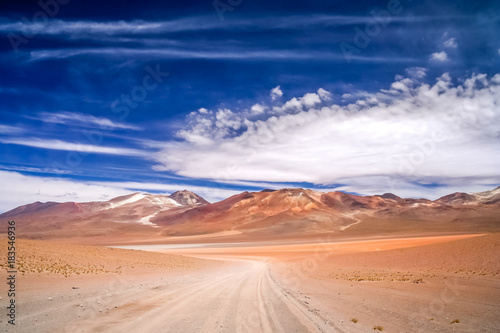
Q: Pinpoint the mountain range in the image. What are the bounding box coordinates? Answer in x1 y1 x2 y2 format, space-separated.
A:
1 187 499 240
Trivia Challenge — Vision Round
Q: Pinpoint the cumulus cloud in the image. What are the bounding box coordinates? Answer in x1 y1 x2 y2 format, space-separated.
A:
405 67 427 79
430 51 448 62
317 88 333 100
153 72 500 197
176 107 244 143
250 103 266 115
272 88 331 114
173 87 337 145
270 85 283 100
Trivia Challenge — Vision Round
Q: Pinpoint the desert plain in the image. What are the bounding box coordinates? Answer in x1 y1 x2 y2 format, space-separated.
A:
1 188 500 332
0 232 499 333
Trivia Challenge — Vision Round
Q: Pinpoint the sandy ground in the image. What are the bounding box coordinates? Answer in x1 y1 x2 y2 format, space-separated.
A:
269 233 500 332
1 233 499 332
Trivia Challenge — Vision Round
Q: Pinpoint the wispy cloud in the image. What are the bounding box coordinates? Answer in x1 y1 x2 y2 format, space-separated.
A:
443 37 457 48
213 179 302 190
0 15 463 38
32 111 141 130
0 170 131 212
87 180 241 203
0 164 71 175
27 47 419 63
0 138 148 157
0 124 24 134
0 170 241 212
330 176 498 200
0 19 179 36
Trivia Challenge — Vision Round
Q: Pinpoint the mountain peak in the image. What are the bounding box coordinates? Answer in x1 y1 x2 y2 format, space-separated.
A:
436 192 475 205
378 193 402 201
169 190 208 206
276 188 306 195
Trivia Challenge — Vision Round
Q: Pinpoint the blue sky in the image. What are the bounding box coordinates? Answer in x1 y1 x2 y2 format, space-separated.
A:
0 0 499 211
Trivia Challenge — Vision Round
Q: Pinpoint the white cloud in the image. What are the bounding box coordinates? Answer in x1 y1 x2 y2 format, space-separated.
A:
0 138 147 157
215 108 241 132
317 88 332 101
29 47 419 63
0 171 240 212
331 176 498 200
250 103 266 115
0 16 451 40
405 67 427 79
301 93 322 107
0 171 129 212
430 51 448 62
270 85 283 100
443 37 457 48
0 164 71 175
153 72 500 197
272 90 329 114
0 20 167 36
35 111 141 130
176 108 244 143
0 124 24 134
87 180 241 204
174 88 333 143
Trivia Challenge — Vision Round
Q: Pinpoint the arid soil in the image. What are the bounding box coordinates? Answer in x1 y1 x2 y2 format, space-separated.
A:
1 233 499 332
269 233 500 332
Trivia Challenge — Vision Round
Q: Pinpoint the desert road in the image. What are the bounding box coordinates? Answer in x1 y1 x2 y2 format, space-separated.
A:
63 256 337 333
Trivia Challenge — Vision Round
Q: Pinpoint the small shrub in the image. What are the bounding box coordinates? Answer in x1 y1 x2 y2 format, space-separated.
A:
373 325 383 331
451 319 460 324
351 318 358 323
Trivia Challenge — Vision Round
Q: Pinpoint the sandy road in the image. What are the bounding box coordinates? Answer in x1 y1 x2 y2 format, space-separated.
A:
59 257 338 333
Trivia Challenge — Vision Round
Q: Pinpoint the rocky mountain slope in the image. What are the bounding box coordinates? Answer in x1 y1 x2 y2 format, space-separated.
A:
1 187 499 239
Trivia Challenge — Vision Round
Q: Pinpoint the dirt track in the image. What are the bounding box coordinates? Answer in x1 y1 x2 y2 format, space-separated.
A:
52 258 338 333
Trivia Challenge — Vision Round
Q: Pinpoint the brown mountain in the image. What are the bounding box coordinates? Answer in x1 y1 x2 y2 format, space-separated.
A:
1 187 499 240
0 191 204 237
169 190 209 206
152 187 500 238
436 186 500 206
